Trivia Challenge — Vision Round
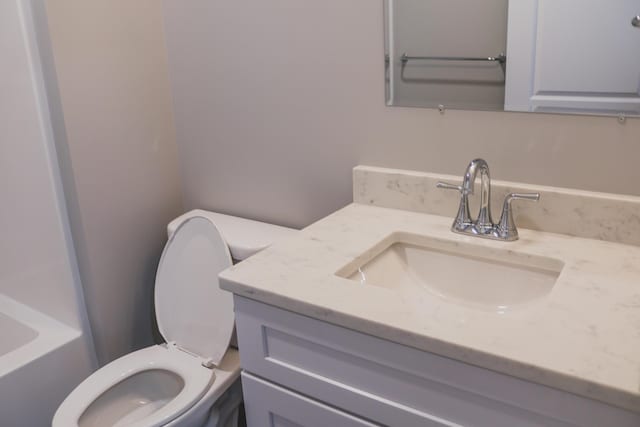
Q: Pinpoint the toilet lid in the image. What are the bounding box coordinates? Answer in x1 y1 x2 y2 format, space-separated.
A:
154 216 234 366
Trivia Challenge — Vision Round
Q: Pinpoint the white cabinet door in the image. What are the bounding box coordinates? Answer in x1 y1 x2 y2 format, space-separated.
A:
505 0 640 114
234 297 640 427
241 373 380 427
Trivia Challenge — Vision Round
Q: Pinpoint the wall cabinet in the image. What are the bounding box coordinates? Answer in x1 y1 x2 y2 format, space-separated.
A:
505 0 640 115
234 297 639 427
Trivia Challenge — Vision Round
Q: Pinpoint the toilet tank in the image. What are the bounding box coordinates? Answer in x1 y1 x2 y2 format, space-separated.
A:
167 210 298 261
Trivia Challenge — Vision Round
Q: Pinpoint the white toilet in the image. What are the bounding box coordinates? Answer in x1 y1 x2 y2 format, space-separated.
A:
53 210 296 427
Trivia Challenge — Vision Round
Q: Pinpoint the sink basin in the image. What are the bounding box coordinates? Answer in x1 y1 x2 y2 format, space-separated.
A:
337 233 564 312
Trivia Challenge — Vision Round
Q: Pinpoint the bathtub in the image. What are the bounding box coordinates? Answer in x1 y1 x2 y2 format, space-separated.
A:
0 311 38 358
0 294 94 425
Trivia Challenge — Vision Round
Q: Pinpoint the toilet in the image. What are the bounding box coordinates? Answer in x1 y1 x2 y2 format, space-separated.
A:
53 210 297 427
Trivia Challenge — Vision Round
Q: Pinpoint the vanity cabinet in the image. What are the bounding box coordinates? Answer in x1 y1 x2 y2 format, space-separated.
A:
242 373 379 427
234 296 639 427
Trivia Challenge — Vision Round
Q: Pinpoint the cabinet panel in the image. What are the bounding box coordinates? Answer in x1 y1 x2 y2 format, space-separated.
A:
242 372 379 427
505 0 640 114
235 296 640 427
535 0 640 94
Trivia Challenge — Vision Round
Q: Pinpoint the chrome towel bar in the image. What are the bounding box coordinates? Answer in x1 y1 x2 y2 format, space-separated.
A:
401 53 506 64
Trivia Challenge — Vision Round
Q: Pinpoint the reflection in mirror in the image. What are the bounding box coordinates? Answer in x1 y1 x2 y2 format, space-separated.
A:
385 0 508 111
384 0 640 117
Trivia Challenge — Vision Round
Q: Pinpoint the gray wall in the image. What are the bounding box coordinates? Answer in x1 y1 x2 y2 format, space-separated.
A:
1 0 92 338
42 0 183 365
162 0 639 231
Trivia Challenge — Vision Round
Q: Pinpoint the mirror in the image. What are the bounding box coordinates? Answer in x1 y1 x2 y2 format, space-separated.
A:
384 0 640 117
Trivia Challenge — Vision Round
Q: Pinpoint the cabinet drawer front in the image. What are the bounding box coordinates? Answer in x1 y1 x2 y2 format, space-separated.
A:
235 297 640 427
242 372 379 427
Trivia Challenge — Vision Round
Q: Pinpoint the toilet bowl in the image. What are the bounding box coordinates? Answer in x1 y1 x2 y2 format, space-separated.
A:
53 211 296 427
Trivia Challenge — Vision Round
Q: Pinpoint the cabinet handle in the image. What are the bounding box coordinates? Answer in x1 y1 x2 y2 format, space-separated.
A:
633 16 640 28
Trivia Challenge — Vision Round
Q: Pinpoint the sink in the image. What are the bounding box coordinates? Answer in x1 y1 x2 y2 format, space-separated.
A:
336 232 564 312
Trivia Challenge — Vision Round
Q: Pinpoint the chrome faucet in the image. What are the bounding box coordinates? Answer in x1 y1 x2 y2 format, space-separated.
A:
437 159 540 241
463 159 493 233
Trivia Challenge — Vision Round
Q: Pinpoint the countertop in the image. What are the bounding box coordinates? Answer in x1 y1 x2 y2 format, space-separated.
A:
219 203 640 413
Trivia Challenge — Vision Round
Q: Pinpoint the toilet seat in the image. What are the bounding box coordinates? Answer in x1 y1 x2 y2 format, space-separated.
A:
54 216 242 427
154 216 235 366
53 345 214 427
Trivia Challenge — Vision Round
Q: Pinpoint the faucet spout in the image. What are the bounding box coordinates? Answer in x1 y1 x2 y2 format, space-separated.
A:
462 159 488 195
462 159 493 231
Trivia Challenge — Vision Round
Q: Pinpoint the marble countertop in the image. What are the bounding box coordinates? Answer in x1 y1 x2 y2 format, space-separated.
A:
219 203 640 413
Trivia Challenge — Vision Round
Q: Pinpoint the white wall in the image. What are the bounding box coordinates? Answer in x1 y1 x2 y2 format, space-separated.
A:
162 0 640 230
0 0 91 337
0 3 96 420
40 0 184 364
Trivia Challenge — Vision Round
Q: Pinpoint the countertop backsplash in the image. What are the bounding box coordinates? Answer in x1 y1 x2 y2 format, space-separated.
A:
354 166 640 247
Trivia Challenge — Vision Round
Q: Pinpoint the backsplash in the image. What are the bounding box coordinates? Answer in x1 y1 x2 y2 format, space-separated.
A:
354 166 640 247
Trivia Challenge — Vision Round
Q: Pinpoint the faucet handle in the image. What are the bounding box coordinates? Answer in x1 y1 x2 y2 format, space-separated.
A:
506 193 540 202
497 192 540 241
436 181 464 193
437 181 473 229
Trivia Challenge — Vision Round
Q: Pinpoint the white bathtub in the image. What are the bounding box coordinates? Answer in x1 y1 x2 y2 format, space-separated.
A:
0 311 39 357
0 294 94 425
0 294 78 376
